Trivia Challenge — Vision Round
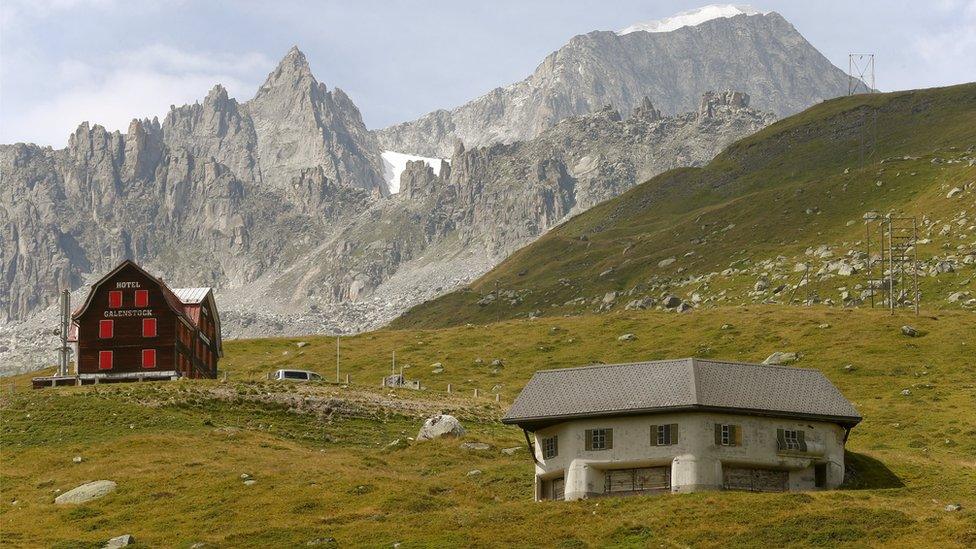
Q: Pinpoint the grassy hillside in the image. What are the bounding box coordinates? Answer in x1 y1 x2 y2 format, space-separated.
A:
393 84 976 329
3 306 975 547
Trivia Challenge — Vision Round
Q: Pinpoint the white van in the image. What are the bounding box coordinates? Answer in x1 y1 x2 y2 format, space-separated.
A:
270 369 323 382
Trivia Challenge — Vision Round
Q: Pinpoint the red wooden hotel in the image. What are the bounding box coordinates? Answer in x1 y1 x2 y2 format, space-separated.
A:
33 260 223 388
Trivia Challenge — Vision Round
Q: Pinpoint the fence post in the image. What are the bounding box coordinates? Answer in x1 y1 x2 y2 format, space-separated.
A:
447 383 452 394
495 394 500 403
474 388 479 398
345 374 350 384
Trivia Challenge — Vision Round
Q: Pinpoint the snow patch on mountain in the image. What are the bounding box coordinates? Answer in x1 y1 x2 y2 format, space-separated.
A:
381 150 448 194
618 4 767 35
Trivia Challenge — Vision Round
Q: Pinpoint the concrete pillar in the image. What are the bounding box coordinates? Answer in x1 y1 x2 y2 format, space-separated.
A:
564 460 602 500
671 454 722 493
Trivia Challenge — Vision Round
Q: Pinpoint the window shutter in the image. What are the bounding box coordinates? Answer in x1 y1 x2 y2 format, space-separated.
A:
734 425 742 446
714 424 722 446
585 429 593 451
776 428 786 451
649 425 658 446
798 430 807 452
552 435 558 457
606 429 613 450
670 424 678 445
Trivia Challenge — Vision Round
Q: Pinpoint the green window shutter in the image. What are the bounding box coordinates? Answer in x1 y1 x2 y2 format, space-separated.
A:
670 423 678 445
553 435 558 457
734 425 742 446
649 424 658 446
776 428 786 451
606 428 613 450
714 423 722 446
798 430 807 452
585 429 592 451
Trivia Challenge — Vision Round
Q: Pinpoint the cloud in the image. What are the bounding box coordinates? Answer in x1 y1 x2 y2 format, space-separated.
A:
1 45 270 147
909 0 976 89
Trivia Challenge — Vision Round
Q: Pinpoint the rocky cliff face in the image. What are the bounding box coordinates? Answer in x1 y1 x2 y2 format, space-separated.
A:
223 93 774 338
1 38 779 373
0 47 379 328
376 11 848 157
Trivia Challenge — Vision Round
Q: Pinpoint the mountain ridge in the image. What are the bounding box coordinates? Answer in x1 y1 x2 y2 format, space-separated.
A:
376 10 852 157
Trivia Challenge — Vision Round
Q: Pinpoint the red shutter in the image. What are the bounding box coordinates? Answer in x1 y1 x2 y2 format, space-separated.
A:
135 289 149 307
143 318 157 337
142 349 156 369
108 291 122 308
98 350 113 370
99 319 114 338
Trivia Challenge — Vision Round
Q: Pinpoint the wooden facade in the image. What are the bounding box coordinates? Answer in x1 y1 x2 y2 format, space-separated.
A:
32 260 222 388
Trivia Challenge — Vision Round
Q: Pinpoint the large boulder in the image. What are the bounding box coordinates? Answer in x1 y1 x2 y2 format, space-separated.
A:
416 414 465 441
104 534 134 548
763 352 798 365
54 480 117 504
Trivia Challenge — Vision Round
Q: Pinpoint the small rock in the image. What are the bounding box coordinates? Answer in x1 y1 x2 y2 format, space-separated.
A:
901 389 912 396
658 257 676 268
501 447 522 455
460 442 490 451
466 469 482 477
901 325 919 337
103 534 134 548
663 295 682 309
54 480 117 504
763 352 798 365
490 359 504 367
818 323 831 329
295 341 309 348
720 324 733 330
417 414 465 441
946 187 963 198
240 473 252 480
945 503 962 512
617 333 636 341
244 479 257 486
677 302 693 313
306 537 337 546
72 456 83 464
843 364 855 372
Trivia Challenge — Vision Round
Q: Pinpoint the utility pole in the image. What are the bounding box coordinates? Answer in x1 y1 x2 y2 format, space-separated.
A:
58 289 70 377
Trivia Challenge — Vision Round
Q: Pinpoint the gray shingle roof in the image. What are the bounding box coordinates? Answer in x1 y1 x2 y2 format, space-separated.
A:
502 358 861 429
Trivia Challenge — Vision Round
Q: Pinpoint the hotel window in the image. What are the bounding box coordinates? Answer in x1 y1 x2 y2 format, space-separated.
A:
142 318 157 337
142 349 156 369
108 290 122 308
134 289 149 307
98 350 113 370
584 428 613 451
650 424 679 446
715 423 741 446
776 428 807 452
98 319 114 339
542 436 558 459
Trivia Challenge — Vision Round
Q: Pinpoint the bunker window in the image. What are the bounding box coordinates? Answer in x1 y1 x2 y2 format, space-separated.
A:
777 429 807 452
542 436 558 459
715 424 741 446
142 318 157 337
650 424 678 446
99 319 114 339
98 350 113 370
585 428 612 451
135 289 149 307
108 290 122 309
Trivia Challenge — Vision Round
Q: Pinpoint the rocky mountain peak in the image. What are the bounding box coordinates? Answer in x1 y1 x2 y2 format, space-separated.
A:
255 46 316 99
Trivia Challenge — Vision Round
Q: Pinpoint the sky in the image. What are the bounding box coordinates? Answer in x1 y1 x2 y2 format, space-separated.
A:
1 0 974 147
